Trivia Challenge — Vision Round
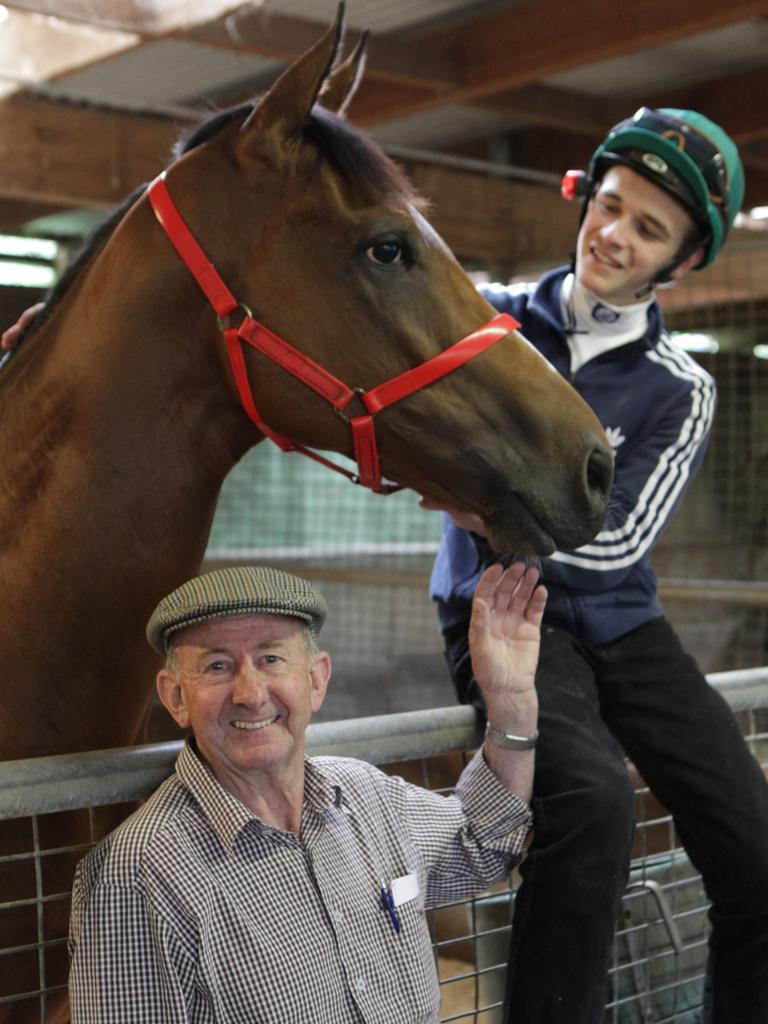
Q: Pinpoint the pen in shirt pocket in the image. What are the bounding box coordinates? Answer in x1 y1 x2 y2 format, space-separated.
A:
380 879 401 935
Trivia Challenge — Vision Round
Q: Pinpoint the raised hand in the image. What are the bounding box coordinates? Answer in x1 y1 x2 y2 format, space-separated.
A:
469 562 546 703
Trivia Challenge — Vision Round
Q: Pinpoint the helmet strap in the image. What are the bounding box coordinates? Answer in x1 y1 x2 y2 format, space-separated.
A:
634 280 657 300
636 229 709 298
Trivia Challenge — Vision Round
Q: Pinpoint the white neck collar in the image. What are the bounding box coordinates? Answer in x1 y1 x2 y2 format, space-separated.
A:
561 273 652 338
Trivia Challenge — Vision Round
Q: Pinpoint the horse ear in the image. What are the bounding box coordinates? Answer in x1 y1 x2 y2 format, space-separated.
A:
238 2 345 164
320 30 368 117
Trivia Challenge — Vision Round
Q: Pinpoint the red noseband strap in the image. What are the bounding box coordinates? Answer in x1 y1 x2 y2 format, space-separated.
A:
147 172 519 493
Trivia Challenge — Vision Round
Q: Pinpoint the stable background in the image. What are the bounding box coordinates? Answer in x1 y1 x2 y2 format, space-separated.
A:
0 4 766 1022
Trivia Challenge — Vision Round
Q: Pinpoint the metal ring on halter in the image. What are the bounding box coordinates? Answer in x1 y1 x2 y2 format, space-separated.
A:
216 302 253 333
333 385 367 425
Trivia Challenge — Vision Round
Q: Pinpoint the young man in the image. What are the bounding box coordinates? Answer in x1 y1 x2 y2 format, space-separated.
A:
68 561 545 1023
430 108 768 1023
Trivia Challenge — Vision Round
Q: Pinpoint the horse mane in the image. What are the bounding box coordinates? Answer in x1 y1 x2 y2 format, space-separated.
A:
5 185 147 354
4 100 422 359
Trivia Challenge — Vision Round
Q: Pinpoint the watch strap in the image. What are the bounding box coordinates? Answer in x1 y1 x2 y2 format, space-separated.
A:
484 723 538 750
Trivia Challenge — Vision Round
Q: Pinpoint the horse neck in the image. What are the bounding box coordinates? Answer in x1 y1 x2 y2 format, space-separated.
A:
0 196 262 756
0 190 258 1006
5 194 256 526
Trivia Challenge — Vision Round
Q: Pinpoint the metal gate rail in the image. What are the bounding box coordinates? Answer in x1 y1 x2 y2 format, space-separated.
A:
2 668 765 820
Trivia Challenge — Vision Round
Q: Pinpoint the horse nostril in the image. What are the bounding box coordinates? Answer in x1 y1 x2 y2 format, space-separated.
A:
586 445 614 504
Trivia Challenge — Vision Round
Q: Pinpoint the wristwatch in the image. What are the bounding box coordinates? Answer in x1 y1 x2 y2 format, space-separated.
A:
485 723 538 750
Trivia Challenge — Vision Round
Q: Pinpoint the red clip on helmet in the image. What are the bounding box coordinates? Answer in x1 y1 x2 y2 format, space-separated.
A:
561 169 589 202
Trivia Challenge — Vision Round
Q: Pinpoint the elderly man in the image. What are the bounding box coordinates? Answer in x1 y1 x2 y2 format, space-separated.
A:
68 561 544 1023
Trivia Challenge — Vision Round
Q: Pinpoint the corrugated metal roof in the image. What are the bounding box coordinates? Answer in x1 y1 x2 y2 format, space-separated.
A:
45 39 284 114
258 0 495 34
543 19 768 98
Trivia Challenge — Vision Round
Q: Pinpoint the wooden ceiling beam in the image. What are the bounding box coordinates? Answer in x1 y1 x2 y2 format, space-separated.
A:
447 0 768 100
338 0 768 130
0 93 574 266
643 66 768 144
13 0 766 147
7 0 768 146
466 70 768 150
469 84 628 138
0 97 176 207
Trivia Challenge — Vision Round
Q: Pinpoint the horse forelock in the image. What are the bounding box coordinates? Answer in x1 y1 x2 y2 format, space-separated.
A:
175 100 423 211
302 106 423 209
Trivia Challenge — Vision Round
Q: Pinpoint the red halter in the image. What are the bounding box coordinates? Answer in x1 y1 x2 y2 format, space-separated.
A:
147 172 519 494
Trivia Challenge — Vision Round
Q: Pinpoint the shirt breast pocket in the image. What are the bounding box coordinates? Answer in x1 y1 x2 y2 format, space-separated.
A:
380 871 440 1020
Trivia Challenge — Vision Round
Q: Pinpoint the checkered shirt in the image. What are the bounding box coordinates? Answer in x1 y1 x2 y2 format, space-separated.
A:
69 741 531 1023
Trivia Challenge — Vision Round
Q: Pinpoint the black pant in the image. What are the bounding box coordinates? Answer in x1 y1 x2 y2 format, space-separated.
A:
443 615 768 1024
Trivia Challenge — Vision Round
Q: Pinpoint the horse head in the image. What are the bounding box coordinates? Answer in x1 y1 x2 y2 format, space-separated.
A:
152 4 613 556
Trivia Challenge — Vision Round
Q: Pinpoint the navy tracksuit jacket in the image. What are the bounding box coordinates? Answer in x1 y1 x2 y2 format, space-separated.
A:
430 266 716 645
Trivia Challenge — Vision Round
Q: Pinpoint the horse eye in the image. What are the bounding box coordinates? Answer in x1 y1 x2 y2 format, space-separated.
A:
365 240 404 266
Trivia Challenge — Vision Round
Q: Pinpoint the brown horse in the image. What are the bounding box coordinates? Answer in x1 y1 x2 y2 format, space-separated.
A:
0 7 611 1019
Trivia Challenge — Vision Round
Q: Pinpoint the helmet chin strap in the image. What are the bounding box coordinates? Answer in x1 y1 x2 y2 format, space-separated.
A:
634 264 679 300
634 279 657 300
634 229 709 299
636 263 677 297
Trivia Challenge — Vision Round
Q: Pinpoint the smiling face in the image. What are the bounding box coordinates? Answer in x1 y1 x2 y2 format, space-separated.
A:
156 613 330 795
575 164 703 306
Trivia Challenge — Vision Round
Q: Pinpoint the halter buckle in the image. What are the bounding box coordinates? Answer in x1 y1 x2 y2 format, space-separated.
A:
216 302 253 334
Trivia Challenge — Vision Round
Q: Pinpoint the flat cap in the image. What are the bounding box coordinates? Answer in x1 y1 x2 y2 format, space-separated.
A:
146 565 327 655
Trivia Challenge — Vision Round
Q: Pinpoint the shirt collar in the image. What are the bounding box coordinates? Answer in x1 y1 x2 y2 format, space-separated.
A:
561 272 652 339
531 265 664 349
175 739 339 851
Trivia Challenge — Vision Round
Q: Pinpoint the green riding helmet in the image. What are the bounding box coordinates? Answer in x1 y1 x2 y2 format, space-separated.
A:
588 107 745 268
